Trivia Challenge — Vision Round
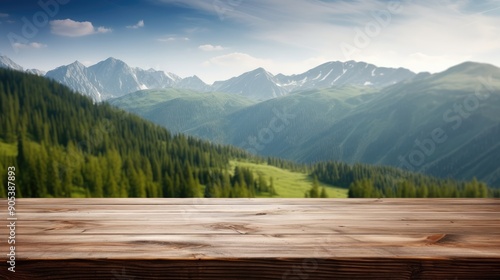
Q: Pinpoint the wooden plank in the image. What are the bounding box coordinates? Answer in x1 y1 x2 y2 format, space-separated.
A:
8 259 500 280
12 220 500 235
10 234 500 259
1 198 499 279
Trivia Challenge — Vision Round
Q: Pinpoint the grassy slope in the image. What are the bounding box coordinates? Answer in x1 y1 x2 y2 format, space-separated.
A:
231 160 348 198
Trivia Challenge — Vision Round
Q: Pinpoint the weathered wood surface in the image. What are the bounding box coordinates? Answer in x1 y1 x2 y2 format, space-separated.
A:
1 198 500 279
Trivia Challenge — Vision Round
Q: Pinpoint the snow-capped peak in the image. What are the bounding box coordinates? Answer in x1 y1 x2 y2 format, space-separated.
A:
0 55 24 71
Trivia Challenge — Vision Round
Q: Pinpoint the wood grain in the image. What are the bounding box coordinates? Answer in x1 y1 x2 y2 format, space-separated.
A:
1 198 499 279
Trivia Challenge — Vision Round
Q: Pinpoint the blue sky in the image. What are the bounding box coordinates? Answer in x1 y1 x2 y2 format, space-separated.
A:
1 0 500 83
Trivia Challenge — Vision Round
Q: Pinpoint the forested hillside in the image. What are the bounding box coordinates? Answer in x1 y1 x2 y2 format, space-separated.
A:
0 69 496 198
0 69 268 198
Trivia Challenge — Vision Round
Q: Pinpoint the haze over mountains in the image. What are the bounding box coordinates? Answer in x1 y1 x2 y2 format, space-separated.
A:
2 55 499 187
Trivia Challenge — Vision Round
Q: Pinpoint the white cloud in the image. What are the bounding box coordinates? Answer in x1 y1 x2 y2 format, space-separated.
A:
353 0 500 73
203 52 271 67
13 42 47 50
198 44 226 51
50 19 112 37
127 20 144 29
158 36 189 42
96 26 112 33
184 27 206 33
156 0 385 24
157 0 500 74
199 52 270 83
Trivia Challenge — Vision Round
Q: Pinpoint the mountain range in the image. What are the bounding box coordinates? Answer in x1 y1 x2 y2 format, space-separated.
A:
44 58 182 101
1 55 416 101
3 67 493 199
2 54 499 187
110 62 500 187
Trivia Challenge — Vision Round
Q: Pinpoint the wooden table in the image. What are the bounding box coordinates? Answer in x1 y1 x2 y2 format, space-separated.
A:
1 198 500 279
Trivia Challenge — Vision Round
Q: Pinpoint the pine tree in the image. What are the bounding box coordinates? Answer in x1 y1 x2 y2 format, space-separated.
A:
162 174 174 198
320 187 328 198
308 176 320 198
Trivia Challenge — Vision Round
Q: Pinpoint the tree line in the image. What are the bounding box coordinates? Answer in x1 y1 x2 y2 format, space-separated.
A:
311 161 499 198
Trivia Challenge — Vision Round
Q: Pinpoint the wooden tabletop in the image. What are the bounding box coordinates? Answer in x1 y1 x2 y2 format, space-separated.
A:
1 198 500 279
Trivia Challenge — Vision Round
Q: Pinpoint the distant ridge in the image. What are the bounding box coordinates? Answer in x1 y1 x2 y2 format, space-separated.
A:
111 62 500 186
45 57 183 101
1 55 417 101
3 55 499 105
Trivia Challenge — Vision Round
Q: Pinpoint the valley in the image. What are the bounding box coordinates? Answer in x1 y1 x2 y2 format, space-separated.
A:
230 160 348 198
1 55 499 198
109 62 500 187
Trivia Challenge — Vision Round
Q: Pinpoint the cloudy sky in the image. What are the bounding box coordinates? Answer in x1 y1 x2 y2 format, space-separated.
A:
1 0 499 83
